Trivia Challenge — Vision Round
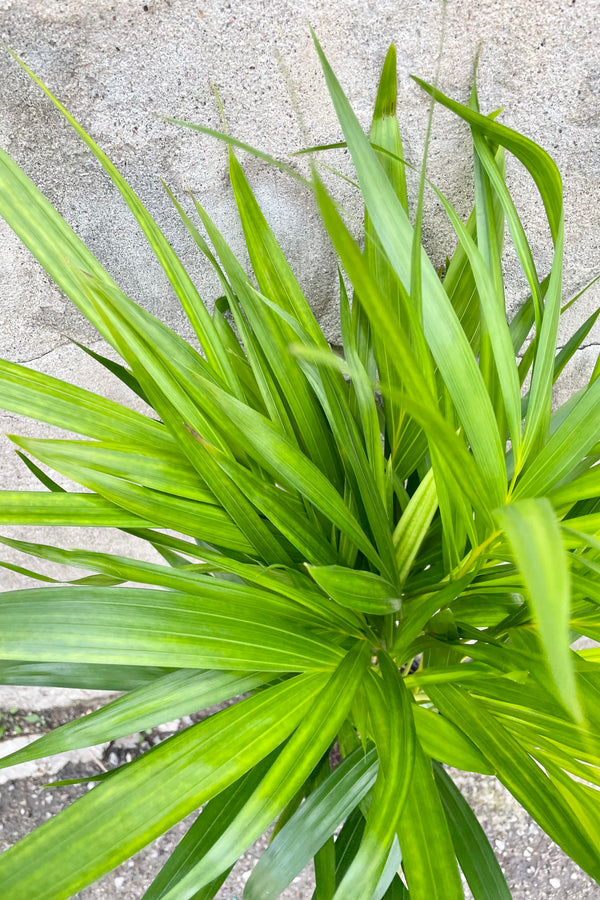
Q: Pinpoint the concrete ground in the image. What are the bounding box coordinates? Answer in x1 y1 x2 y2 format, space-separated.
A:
1 695 599 900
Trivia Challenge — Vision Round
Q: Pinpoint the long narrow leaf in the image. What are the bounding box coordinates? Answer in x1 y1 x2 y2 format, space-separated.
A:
496 498 578 716
312 31 506 506
332 653 416 900
433 763 511 900
0 491 152 527
0 670 273 768
0 586 344 671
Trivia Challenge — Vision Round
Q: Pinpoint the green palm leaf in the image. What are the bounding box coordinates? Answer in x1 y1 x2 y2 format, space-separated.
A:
496 498 578 716
0 586 344 671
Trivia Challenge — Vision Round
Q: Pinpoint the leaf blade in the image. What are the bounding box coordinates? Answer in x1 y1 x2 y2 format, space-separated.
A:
496 498 578 716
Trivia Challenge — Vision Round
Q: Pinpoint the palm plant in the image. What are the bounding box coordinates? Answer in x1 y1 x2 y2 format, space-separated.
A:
0 30 600 900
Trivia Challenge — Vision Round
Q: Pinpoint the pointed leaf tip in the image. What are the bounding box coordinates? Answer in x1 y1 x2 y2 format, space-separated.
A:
374 43 398 120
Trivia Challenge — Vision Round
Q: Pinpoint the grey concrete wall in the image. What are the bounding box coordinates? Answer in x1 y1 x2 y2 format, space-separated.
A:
0 0 599 595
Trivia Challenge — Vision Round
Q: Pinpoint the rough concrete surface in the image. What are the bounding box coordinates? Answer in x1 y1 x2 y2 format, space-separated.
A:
2 0 600 898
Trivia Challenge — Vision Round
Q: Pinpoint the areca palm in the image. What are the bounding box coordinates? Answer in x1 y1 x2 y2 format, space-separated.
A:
0 33 599 900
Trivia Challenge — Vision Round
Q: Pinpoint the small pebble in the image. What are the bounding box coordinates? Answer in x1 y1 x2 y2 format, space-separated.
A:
495 839 505 852
114 876 124 888
549 878 561 889
157 719 181 733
